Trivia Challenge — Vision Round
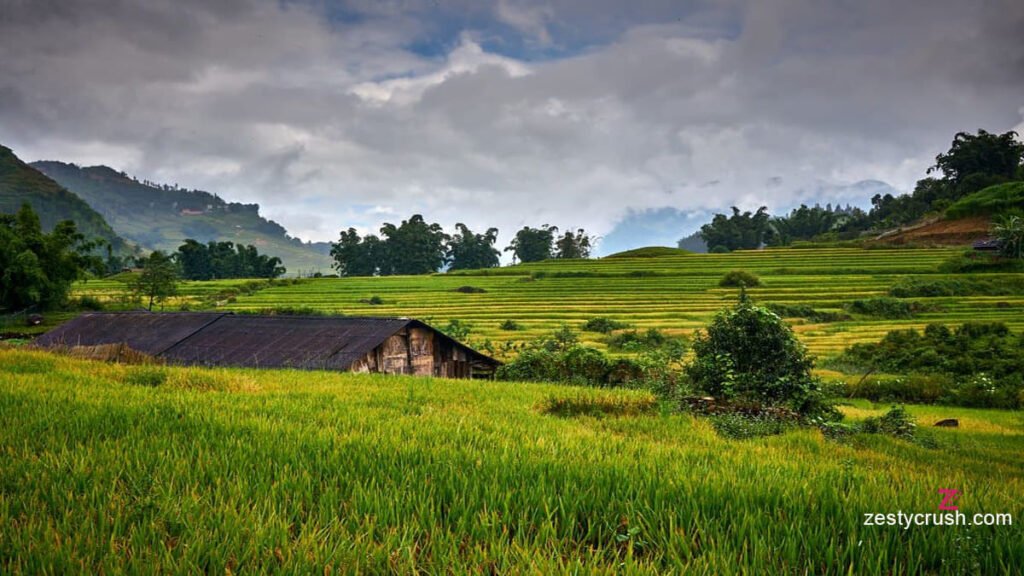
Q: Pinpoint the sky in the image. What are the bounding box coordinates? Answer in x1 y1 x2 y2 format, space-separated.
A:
1 0 1022 255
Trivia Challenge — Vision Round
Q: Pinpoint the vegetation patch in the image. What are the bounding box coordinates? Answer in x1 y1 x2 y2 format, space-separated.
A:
246 306 332 316
360 295 385 305
581 316 630 333
604 246 691 258
540 393 658 418
889 276 1024 297
719 270 762 287
498 319 523 331
843 297 937 318
765 303 850 323
938 251 1024 273
831 322 1024 408
453 285 486 294
945 182 1024 218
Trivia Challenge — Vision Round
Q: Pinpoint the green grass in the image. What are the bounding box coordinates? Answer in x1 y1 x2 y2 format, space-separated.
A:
1 348 1021 574
946 181 1024 219
73 247 1024 359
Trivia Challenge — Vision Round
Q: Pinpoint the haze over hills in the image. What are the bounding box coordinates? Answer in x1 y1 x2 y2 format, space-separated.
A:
0 146 128 253
32 161 334 274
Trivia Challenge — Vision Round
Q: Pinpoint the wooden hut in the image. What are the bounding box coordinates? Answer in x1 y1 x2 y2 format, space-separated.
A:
34 312 500 378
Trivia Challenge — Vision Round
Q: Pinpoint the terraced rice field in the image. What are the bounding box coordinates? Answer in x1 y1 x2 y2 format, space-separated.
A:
121 247 1022 358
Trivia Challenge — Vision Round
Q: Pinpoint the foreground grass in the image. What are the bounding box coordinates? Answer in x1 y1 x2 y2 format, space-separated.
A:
2 349 1022 574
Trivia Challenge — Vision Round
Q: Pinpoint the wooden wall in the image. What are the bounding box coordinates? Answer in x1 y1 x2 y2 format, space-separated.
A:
349 327 481 378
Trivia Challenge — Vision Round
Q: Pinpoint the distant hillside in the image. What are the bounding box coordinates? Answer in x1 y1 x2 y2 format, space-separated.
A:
32 161 334 274
0 146 128 252
605 246 693 258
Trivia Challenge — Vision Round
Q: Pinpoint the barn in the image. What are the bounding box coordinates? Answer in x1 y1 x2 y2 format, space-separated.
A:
34 312 501 378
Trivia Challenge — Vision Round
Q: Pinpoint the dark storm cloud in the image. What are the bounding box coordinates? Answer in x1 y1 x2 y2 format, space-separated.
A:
0 0 1021 246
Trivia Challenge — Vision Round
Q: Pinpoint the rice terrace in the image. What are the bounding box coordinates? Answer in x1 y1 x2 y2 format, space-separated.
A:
3 2 1024 574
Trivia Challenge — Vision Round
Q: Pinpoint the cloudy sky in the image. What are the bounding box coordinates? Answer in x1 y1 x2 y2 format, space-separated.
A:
2 0 1022 254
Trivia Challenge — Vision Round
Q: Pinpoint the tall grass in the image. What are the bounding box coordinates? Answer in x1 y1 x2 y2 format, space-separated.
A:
1 348 1021 574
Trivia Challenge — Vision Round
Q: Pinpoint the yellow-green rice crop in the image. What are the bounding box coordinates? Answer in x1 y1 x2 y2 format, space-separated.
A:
1 348 1021 574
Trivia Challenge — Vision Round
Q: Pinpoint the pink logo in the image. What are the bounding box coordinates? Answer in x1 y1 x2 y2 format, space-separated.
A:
938 488 960 511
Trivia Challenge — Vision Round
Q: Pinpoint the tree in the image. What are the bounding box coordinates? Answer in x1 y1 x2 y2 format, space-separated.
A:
175 240 285 280
330 228 381 277
554 228 594 259
131 251 179 311
505 225 556 263
686 297 827 415
993 214 1024 259
0 203 100 311
699 207 771 252
446 223 500 270
378 215 449 275
929 130 1024 189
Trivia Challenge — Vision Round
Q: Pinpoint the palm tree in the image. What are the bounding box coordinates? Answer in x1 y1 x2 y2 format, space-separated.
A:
993 214 1024 259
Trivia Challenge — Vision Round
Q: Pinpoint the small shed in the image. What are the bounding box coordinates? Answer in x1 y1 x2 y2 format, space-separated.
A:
34 312 500 378
972 238 1002 252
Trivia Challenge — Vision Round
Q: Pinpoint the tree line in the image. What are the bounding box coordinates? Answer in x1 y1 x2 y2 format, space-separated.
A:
694 129 1024 252
330 216 594 277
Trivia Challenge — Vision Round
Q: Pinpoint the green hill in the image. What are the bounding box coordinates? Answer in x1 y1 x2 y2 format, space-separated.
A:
604 246 693 258
945 181 1024 219
0 146 128 252
32 161 334 274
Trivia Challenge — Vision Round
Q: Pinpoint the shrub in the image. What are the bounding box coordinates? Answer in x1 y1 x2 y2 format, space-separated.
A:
889 276 1024 297
686 299 829 416
122 366 168 387
860 406 916 440
559 346 610 384
719 270 761 287
709 413 795 440
606 328 677 351
439 319 471 341
581 317 630 333
74 295 105 311
765 303 850 323
361 295 385 305
249 306 331 316
843 297 936 319
945 182 1024 218
938 251 1024 273
499 319 523 331
453 285 487 294
709 245 730 254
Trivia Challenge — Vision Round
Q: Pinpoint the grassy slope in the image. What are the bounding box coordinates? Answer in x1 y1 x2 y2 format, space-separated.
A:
1 349 1021 574
86 246 1024 358
0 146 127 251
946 181 1024 219
31 161 333 274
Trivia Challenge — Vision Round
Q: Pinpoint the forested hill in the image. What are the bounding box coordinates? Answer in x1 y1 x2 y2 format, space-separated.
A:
32 161 334 274
0 146 128 253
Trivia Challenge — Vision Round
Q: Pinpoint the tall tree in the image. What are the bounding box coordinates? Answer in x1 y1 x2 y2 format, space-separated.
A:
505 225 556 263
929 130 1024 190
446 223 500 270
699 207 771 252
554 228 594 259
0 203 100 311
330 228 381 277
130 250 179 311
378 215 449 275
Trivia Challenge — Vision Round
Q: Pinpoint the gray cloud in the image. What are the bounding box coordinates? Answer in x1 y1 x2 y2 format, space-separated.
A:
1 0 1022 248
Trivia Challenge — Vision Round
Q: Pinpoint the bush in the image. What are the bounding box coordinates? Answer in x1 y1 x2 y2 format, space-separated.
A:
606 328 677 351
831 322 1024 408
453 285 487 294
686 299 830 416
765 303 850 323
361 295 385 305
122 366 168 387
581 317 630 333
74 295 105 311
889 276 1024 298
719 270 761 287
249 306 330 316
945 182 1024 218
499 319 523 331
709 245 731 254
938 251 1024 273
860 406 916 439
559 346 610 384
709 413 795 440
843 297 938 318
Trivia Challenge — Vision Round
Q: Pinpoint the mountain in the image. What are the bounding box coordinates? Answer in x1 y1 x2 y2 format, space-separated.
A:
32 161 334 274
0 145 128 252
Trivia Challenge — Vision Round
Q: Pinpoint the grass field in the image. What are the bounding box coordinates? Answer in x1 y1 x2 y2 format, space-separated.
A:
70 247 1023 359
1 348 1021 574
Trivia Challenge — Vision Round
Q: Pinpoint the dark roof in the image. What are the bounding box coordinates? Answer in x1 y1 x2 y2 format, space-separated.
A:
972 238 1002 250
34 312 500 371
162 315 413 369
33 312 226 355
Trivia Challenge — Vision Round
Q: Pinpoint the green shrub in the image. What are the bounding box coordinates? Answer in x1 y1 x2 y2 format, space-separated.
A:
499 319 523 331
709 245 730 254
453 286 487 294
843 297 938 318
74 295 105 311
719 270 761 287
362 295 384 305
606 328 677 351
686 299 830 417
581 317 630 333
709 413 794 440
765 303 850 323
938 251 1024 273
860 406 916 440
890 276 1024 297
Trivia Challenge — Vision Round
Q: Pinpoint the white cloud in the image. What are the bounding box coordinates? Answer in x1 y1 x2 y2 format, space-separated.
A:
1 0 1022 252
